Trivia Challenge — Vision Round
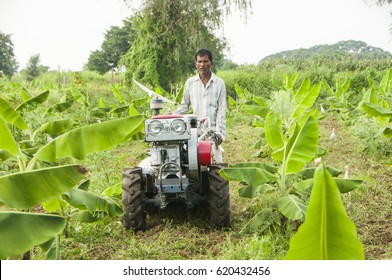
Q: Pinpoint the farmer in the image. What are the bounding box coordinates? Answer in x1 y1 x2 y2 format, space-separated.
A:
174 48 227 162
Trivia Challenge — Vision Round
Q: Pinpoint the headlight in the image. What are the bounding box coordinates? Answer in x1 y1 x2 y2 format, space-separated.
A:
170 119 187 134
148 120 164 135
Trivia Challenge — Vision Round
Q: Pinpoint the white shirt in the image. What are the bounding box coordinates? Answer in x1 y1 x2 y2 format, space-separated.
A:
175 72 227 140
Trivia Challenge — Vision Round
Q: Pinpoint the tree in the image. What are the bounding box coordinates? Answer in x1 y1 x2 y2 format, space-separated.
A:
121 0 252 91
86 17 135 75
0 31 18 77
24 54 48 81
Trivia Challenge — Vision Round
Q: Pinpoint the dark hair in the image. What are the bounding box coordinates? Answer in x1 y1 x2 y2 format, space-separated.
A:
195 49 213 62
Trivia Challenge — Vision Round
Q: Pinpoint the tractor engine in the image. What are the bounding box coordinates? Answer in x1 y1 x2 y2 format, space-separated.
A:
141 113 212 208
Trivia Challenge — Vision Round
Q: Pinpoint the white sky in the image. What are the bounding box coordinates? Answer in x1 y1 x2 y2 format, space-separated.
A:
1 0 391 71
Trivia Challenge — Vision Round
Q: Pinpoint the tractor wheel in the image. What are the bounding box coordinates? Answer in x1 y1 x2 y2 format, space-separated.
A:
122 167 146 231
208 164 230 228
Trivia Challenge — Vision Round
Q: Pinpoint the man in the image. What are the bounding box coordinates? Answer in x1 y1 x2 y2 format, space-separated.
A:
175 49 227 162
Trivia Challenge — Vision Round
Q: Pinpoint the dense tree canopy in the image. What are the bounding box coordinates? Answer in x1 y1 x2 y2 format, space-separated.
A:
86 18 135 74
121 0 252 90
0 31 18 77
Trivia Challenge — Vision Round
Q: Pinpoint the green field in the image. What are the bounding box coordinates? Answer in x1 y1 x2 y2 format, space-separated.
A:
0 65 391 260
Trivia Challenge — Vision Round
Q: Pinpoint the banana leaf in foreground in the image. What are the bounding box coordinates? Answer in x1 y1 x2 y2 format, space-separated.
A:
0 212 65 259
285 164 364 260
0 164 86 209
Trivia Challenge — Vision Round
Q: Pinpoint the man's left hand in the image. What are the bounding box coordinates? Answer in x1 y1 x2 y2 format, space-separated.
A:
214 134 223 146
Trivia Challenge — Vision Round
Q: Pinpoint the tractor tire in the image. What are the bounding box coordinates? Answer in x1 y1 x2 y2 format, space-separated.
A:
208 164 230 228
122 167 146 231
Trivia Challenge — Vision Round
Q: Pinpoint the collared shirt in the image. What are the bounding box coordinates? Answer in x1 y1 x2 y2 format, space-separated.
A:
175 72 227 140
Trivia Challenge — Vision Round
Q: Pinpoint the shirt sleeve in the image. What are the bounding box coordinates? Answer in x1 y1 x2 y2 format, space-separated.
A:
174 79 191 115
215 80 227 141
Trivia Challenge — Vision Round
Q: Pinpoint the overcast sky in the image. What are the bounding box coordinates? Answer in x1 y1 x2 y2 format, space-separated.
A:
1 0 391 71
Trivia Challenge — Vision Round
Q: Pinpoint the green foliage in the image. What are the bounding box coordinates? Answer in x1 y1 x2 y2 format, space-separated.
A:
0 79 146 259
285 164 364 260
221 77 324 231
0 212 66 259
33 116 143 162
264 40 392 61
0 165 86 209
0 31 18 77
23 54 49 81
86 18 135 74
121 0 251 90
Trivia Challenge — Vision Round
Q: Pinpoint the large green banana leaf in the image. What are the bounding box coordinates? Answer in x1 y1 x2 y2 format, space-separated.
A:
0 164 86 209
291 82 321 120
0 116 22 157
285 164 364 260
34 115 144 161
293 78 310 103
283 116 318 174
0 97 28 130
264 112 285 161
15 90 50 111
0 212 65 259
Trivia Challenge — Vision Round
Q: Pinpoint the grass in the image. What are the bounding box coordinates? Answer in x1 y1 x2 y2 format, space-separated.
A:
27 107 390 260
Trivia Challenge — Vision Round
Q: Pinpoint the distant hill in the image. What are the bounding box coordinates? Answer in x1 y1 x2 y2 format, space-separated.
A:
261 40 392 61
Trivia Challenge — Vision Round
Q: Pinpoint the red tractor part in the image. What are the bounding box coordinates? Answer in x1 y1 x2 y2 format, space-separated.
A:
198 141 212 166
152 114 183 119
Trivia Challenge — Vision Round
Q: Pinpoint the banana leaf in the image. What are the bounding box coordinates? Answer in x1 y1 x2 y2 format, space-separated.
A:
62 188 123 218
15 90 50 111
0 116 23 157
291 82 321 119
34 115 144 161
283 116 318 174
45 99 74 114
101 182 122 196
219 166 277 188
220 166 277 198
285 164 364 260
293 178 363 193
110 84 125 103
0 97 28 130
264 112 285 160
39 235 60 260
70 210 108 223
241 208 279 233
0 164 86 209
277 194 307 220
0 212 65 259
243 105 270 118
38 119 73 135
360 102 392 117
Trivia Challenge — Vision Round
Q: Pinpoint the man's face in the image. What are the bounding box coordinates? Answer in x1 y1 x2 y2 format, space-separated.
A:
195 54 212 75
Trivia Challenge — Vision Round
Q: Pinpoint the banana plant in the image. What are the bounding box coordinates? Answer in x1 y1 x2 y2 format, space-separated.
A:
0 95 144 259
285 164 364 260
358 68 392 159
221 76 362 231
